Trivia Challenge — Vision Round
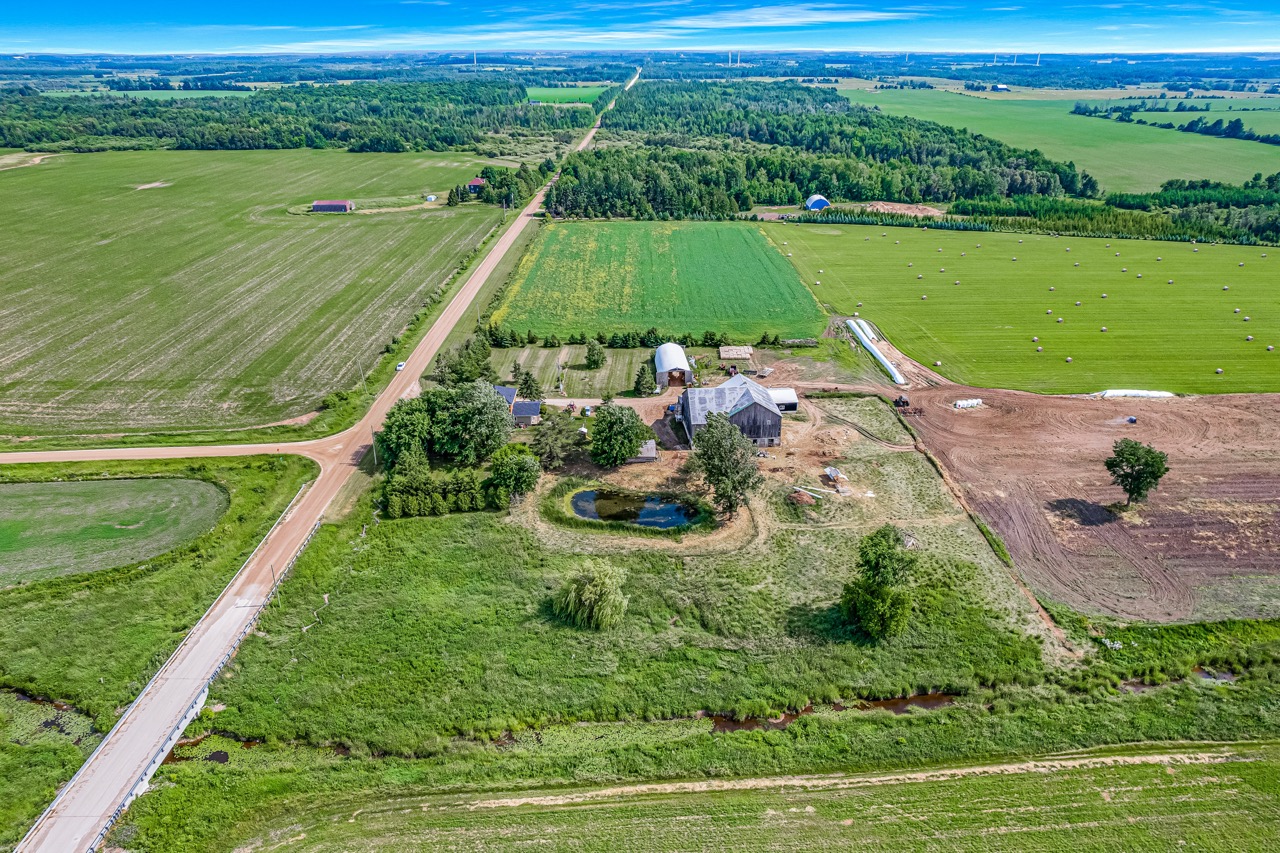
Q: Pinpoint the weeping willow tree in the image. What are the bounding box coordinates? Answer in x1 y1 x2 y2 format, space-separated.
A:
552 561 628 630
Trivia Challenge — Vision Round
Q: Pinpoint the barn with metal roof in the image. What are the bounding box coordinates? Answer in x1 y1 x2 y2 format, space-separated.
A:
678 375 782 447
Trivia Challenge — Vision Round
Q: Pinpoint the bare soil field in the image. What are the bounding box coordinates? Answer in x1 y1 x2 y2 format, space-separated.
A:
908 385 1280 622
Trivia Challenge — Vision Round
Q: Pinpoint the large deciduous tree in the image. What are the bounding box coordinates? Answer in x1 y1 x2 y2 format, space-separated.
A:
687 412 763 513
1105 438 1170 506
426 380 513 466
839 524 916 641
375 397 433 469
588 404 648 467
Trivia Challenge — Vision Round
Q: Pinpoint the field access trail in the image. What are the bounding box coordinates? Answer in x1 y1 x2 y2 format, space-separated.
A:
11 68 639 853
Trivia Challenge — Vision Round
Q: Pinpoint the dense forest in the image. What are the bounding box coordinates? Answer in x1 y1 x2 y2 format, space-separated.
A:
1104 174 1280 244
544 81 1095 218
0 81 597 152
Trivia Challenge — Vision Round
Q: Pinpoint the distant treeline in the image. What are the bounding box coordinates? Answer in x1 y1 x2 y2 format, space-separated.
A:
0 81 595 152
797 177 1280 245
1072 102 1280 147
544 81 1095 219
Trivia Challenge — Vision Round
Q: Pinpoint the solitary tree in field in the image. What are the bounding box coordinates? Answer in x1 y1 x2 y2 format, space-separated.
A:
633 363 657 396
588 404 648 467
688 413 763 513
1105 438 1170 506
839 524 917 641
585 339 607 370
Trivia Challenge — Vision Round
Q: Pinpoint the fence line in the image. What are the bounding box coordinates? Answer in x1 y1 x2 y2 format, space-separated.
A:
21 481 318 853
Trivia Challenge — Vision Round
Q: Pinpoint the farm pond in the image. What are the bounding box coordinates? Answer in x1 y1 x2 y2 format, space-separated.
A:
570 488 698 529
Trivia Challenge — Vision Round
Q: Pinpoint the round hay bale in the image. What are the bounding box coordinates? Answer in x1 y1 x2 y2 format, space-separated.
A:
1216 368 1224 374
1268 346 1275 352
1239 262 1245 267
856 301 863 307
819 269 824 273
1037 346 1043 352
1247 335 1254 341
895 240 900 244
1047 309 1053 314
1076 301 1082 306
934 360 942 366
1050 286 1055 291
1018 239 1024 243
815 281 821 285
918 274 923 279
1102 293 1108 298
1012 257 1018 261
921 294 927 299
961 252 966 256
955 280 961 285
1101 327 1108 332
1116 252 1121 257
1122 267 1128 272
1066 357 1073 363
940 268 945 272
1224 285 1230 290
1075 262 1080 267
1168 279 1174 284
1057 318 1064 323
1033 336 1039 342
1157 257 1162 261
853 312 859 317
1245 316 1251 321
908 262 913 267
937 248 942 252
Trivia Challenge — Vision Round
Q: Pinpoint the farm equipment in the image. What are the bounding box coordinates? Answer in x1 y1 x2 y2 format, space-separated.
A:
893 395 911 408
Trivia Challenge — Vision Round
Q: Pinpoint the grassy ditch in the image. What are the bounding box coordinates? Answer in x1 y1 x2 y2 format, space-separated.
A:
0 455 317 725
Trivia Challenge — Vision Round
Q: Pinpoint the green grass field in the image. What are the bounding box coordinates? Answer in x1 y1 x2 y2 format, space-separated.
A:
488 344 719 399
0 457 316 725
122 742 1280 852
0 478 227 584
839 88 1280 192
0 456 315 845
491 221 826 341
525 86 608 104
0 149 501 435
768 223 1279 394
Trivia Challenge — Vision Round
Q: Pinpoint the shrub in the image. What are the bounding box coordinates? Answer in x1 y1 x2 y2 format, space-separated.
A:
551 561 628 630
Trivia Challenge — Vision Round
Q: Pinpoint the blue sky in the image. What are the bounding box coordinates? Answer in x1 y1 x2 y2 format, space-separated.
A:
3 2 1279 54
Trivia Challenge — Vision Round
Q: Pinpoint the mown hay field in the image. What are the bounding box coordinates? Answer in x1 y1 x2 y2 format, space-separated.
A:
0 149 502 435
525 86 608 104
769 222 1280 394
0 478 227 584
838 87 1280 193
491 221 827 342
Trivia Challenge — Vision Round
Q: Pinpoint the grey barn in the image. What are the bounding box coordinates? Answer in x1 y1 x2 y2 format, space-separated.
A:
679 375 782 447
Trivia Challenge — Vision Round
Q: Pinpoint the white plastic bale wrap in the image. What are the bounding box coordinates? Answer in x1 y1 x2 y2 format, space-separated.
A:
847 319 906 385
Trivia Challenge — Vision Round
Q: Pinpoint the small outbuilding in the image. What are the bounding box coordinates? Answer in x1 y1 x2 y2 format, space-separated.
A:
654 342 693 388
312 200 353 213
512 400 542 426
804 194 831 211
768 387 799 412
626 439 659 464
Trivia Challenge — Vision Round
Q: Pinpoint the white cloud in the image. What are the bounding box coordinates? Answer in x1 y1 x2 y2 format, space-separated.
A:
663 5 921 30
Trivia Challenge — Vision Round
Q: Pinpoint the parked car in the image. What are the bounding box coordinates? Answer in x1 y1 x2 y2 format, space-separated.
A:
395 362 407 372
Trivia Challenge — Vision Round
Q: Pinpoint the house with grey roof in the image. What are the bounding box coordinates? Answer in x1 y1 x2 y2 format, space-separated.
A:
678 374 783 447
